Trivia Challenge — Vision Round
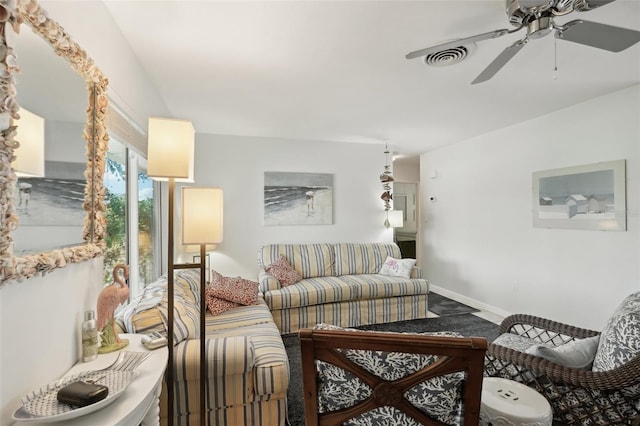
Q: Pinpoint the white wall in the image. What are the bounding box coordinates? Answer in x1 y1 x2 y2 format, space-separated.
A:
184 134 394 278
39 1 171 129
0 259 104 425
421 85 640 330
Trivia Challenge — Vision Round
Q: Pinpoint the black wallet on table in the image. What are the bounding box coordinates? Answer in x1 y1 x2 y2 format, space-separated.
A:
56 381 109 407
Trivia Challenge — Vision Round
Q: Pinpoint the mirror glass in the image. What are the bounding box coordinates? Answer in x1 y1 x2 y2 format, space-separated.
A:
393 182 417 258
12 26 89 253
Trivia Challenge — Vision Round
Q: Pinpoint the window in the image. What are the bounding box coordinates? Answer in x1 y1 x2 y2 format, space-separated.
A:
104 105 160 297
104 139 127 284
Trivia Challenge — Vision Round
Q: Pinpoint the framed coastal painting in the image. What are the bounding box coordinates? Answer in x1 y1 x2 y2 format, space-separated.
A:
532 160 626 231
264 172 333 226
15 160 86 226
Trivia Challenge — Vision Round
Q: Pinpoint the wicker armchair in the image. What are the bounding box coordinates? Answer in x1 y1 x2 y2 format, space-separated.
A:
484 313 640 425
300 326 488 425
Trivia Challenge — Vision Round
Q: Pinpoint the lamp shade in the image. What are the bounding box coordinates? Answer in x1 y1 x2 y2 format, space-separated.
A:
182 187 223 245
388 210 404 228
147 116 194 182
13 107 45 177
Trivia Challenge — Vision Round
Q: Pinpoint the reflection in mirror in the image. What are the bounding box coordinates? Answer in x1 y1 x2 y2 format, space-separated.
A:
393 182 418 258
12 26 88 253
0 0 108 284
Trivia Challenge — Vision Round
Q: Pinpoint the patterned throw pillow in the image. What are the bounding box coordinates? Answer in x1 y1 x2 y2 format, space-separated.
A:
378 256 416 279
593 292 640 372
209 270 259 306
205 291 241 316
265 255 301 287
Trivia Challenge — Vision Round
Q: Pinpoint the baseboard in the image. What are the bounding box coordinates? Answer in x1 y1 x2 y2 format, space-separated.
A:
429 284 511 319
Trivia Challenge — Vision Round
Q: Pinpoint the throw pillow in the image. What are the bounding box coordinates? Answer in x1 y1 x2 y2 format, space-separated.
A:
205 290 241 316
209 270 259 306
378 256 416 279
526 335 600 369
593 291 640 372
265 255 301 287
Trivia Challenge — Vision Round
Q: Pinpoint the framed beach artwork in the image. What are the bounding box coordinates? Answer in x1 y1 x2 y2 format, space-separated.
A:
15 160 86 226
264 172 334 226
532 159 626 231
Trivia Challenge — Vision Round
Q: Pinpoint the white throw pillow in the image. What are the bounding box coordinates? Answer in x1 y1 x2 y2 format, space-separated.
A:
525 335 600 370
378 256 416 279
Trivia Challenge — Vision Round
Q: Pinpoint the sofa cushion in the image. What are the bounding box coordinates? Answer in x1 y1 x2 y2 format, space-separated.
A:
265 255 301 287
264 274 429 310
334 243 401 276
205 297 275 332
258 244 334 278
593 292 640 372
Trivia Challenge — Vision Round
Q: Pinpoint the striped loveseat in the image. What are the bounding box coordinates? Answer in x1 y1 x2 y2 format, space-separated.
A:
257 242 430 334
115 269 289 426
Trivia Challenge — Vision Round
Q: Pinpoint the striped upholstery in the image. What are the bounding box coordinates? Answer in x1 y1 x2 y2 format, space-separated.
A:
334 242 401 275
258 242 430 335
114 270 201 343
257 243 334 278
271 294 429 335
258 270 281 292
161 302 289 425
264 274 429 310
115 274 289 426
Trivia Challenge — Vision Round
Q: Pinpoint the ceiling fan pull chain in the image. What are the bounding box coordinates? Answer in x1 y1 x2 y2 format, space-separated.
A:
553 36 559 80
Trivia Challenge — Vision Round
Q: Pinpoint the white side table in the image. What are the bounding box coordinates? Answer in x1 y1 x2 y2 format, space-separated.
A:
15 334 167 426
480 377 553 426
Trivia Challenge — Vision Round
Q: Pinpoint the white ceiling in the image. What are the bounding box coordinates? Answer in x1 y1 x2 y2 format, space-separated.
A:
42 1 640 155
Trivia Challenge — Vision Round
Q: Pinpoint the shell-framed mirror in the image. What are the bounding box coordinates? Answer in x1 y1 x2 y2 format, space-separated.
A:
0 0 108 284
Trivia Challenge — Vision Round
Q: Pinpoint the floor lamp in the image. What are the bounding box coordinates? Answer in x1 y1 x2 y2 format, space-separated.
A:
147 116 196 425
180 186 223 424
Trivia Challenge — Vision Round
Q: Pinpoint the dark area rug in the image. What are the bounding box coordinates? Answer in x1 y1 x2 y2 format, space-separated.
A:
283 294 500 426
428 292 479 316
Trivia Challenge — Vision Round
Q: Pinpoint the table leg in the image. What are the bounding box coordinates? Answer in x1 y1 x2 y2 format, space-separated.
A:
141 381 162 426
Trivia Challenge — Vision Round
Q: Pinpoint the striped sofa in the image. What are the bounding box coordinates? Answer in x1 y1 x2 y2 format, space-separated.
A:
115 269 289 426
257 242 430 334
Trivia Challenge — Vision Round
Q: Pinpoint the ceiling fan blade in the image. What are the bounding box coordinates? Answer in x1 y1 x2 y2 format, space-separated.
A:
573 0 617 12
471 39 527 85
558 19 640 52
406 29 513 60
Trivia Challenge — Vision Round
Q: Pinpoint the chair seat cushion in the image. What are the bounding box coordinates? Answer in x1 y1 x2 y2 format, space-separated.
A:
492 333 547 353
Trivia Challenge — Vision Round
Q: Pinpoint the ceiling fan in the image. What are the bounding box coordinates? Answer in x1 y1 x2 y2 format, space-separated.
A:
406 0 640 84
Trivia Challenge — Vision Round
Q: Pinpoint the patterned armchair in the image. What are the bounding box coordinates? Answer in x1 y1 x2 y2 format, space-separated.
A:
299 325 488 425
484 291 640 425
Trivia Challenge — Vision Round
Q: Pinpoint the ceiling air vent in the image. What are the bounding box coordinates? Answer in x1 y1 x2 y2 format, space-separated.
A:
423 43 476 67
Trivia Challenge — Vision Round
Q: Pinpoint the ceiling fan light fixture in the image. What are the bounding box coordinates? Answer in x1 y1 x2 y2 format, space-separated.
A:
423 43 476 67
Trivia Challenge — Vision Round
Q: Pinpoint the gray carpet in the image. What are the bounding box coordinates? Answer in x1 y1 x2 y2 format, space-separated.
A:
282 293 500 426
428 292 479 316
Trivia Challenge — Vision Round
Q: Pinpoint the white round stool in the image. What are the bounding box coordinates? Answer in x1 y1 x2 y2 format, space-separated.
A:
480 377 553 426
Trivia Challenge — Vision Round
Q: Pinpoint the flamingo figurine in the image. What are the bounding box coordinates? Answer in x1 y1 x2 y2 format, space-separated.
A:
97 264 130 353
